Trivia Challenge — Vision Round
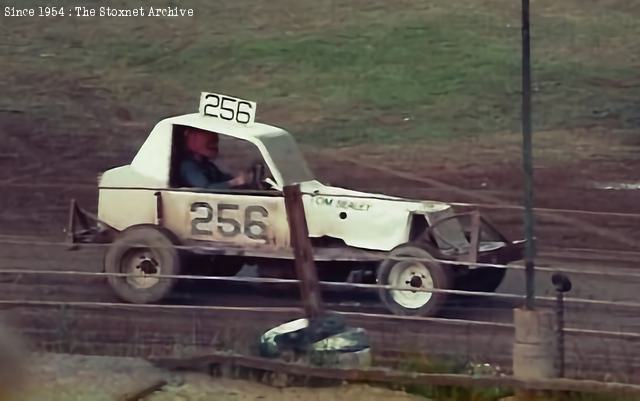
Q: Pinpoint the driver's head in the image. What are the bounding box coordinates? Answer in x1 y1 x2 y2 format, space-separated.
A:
184 127 219 159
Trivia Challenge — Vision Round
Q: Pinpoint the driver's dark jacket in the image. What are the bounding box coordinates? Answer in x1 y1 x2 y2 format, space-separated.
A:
179 154 233 189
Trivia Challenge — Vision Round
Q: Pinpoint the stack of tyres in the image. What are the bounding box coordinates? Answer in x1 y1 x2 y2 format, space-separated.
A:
259 315 371 368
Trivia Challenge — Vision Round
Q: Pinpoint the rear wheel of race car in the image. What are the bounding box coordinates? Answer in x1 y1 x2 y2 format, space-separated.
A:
104 225 181 304
377 244 452 317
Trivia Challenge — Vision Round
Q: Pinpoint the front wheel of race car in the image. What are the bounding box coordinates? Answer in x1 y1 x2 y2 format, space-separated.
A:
377 244 452 317
104 225 181 304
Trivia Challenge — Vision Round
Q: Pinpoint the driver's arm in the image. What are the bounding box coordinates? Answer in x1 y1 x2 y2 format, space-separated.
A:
211 163 251 188
180 160 231 189
227 171 252 188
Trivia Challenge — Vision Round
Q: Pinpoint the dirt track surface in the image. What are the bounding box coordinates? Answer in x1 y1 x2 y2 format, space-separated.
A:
20 353 425 401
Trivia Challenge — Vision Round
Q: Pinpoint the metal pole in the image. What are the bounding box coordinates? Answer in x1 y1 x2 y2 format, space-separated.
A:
521 0 536 309
556 290 565 377
551 273 571 378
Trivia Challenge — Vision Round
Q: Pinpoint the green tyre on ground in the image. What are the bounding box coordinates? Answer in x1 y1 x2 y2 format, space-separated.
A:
104 224 182 304
377 243 452 317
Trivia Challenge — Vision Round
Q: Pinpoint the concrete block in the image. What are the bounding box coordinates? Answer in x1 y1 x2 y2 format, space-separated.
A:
514 308 555 345
513 308 557 380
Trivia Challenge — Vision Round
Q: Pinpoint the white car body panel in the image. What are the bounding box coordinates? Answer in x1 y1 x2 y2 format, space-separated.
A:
97 112 457 252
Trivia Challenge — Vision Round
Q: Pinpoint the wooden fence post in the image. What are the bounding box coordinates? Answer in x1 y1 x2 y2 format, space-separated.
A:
283 184 324 319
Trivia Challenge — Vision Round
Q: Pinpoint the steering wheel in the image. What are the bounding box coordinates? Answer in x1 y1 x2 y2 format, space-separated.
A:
249 160 268 190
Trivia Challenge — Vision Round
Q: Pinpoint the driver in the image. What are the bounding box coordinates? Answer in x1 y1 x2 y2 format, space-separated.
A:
179 127 253 189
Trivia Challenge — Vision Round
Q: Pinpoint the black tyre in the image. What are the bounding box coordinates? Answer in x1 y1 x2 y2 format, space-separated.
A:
455 267 506 293
104 225 181 304
377 244 452 316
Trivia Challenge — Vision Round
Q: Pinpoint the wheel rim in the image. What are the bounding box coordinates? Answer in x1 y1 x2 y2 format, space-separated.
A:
388 261 434 309
122 248 161 289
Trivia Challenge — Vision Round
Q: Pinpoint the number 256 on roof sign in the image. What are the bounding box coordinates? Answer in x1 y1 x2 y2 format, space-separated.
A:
199 92 257 125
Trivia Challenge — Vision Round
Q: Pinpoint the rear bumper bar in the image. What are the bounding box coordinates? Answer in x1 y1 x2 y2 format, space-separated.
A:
66 199 117 248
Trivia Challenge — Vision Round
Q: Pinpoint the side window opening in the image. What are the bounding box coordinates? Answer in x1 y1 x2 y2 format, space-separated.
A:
217 135 277 191
169 125 276 191
217 135 269 178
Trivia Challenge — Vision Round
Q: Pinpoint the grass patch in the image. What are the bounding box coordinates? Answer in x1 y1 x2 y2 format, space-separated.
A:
2 0 638 148
393 355 639 401
394 355 512 400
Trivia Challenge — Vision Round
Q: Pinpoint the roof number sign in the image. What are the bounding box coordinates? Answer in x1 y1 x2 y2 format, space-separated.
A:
199 92 257 125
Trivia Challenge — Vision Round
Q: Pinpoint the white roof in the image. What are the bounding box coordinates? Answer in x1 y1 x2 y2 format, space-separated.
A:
129 113 295 186
163 113 287 140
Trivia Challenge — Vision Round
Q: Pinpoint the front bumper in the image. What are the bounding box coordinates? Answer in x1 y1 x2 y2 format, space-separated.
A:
66 199 117 247
476 239 525 265
425 209 526 266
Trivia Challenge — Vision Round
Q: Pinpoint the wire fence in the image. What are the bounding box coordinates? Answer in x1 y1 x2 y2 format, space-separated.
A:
2 235 640 279
3 258 640 321
2 271 638 387
1 266 640 311
2 232 637 387
3 181 640 219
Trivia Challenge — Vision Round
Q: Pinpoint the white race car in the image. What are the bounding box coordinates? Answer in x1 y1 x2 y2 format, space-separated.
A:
68 92 524 316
